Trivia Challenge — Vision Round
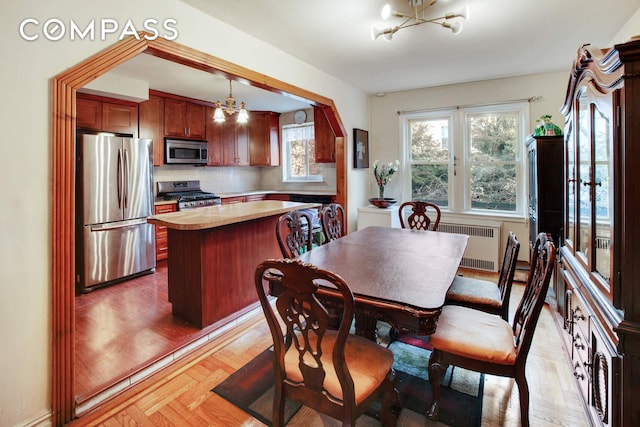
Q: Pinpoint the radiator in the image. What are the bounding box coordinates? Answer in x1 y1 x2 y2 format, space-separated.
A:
438 221 501 272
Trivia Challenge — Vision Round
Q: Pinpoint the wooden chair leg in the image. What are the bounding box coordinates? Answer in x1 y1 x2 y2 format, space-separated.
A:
515 373 530 427
272 385 285 427
426 350 448 421
380 372 400 427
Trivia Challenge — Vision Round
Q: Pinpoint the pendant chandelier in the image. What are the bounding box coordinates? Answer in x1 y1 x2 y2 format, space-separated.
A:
371 0 469 41
214 79 249 123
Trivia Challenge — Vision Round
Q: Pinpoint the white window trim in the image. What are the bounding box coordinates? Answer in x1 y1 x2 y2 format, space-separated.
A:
400 102 529 218
282 123 323 182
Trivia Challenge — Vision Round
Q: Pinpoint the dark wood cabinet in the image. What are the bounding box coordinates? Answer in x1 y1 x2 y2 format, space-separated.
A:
209 118 250 166
526 135 563 248
221 196 246 204
208 111 280 167
76 97 102 130
154 203 176 262
205 106 224 166
139 94 165 166
554 40 640 427
164 98 206 140
314 105 336 163
249 111 280 166
77 94 138 136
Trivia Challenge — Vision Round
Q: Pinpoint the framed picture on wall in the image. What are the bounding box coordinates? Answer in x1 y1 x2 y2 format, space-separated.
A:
353 128 369 169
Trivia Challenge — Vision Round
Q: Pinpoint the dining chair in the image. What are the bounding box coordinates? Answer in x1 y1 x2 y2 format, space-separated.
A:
398 201 442 231
426 232 556 427
320 203 346 243
276 210 314 258
255 258 398 427
445 231 521 320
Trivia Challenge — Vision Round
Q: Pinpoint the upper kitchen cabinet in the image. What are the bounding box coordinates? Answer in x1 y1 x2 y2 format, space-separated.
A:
249 111 280 166
164 97 206 140
205 106 223 166
139 93 165 166
231 121 250 166
314 105 336 163
77 93 138 137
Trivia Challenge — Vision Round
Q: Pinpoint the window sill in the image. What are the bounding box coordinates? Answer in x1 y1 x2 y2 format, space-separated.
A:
283 178 325 183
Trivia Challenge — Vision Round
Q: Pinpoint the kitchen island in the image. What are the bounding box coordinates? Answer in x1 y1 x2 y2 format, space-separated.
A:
147 200 320 328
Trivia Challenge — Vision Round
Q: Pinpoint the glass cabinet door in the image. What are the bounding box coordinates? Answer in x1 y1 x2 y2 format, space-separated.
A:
592 100 613 287
570 87 615 298
577 92 591 262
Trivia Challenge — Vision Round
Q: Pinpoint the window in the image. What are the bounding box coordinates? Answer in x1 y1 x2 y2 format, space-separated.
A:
282 123 324 182
402 102 528 215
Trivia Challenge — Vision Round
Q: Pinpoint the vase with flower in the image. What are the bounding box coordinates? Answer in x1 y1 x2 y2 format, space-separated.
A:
370 159 399 208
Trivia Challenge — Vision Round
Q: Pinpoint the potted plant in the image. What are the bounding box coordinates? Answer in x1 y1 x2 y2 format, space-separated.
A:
370 159 399 208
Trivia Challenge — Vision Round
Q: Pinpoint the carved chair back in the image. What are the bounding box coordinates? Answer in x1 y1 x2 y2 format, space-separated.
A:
398 201 442 231
320 203 346 243
254 258 397 426
276 210 313 258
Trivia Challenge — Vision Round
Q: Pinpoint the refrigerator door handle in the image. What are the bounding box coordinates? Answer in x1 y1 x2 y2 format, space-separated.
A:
89 218 148 231
117 148 124 209
123 147 130 209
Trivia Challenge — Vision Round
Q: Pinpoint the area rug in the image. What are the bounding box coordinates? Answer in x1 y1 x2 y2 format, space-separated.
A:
212 339 483 426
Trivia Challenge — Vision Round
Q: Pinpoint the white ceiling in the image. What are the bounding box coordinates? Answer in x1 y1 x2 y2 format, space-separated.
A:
106 0 640 111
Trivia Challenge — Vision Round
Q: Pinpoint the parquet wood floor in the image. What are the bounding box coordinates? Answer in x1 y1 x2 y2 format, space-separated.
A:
73 265 589 426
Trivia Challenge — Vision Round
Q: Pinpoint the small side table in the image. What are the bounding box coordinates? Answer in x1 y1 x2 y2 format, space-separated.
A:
357 204 401 230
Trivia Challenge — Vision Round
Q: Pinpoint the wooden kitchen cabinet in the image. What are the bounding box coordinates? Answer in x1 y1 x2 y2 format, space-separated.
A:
205 106 223 166
314 105 336 163
77 93 138 136
154 203 176 261
219 120 249 166
245 193 266 201
164 98 206 140
249 111 280 166
221 196 246 204
139 93 165 166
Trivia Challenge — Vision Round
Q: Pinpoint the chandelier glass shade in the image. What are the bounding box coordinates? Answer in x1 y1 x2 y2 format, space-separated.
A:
371 0 469 41
214 79 249 123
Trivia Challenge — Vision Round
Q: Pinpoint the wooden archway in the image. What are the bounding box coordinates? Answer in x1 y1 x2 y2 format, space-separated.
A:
52 34 347 425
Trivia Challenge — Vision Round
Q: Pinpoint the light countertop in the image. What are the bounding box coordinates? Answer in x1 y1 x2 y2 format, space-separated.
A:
216 190 335 198
147 200 321 231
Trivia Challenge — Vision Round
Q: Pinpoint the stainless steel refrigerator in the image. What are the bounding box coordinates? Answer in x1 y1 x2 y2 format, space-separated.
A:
76 132 156 292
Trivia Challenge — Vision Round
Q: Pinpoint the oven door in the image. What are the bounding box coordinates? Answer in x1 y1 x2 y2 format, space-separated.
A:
165 139 208 164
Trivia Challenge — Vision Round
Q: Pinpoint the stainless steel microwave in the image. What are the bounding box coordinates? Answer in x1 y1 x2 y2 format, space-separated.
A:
165 139 208 165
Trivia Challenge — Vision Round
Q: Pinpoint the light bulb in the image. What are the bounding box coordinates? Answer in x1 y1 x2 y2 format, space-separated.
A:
213 104 225 123
237 103 249 123
381 4 391 20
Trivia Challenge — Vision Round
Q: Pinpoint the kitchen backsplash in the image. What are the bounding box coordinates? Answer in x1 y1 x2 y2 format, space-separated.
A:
153 163 336 195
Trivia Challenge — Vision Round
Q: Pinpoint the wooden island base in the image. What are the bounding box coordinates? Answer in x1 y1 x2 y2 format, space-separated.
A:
148 201 320 329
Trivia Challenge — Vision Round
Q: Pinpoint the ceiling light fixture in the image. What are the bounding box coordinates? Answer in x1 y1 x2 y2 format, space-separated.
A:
371 0 469 41
214 79 249 123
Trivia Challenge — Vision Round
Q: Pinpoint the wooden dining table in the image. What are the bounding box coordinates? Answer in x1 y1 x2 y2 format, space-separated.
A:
297 225 469 340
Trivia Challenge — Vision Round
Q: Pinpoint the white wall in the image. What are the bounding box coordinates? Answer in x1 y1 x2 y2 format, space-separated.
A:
369 72 570 261
0 1 368 425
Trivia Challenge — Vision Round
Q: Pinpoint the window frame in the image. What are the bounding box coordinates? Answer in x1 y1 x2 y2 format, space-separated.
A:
401 102 529 218
281 123 323 182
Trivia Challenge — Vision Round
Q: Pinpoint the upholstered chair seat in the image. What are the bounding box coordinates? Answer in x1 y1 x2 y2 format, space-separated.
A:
429 305 517 365
284 330 394 403
446 277 503 308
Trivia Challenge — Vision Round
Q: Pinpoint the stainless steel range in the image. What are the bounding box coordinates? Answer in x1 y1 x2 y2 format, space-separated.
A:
157 180 221 210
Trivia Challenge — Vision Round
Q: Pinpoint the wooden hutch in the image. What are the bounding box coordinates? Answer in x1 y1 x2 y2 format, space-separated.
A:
556 40 640 427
